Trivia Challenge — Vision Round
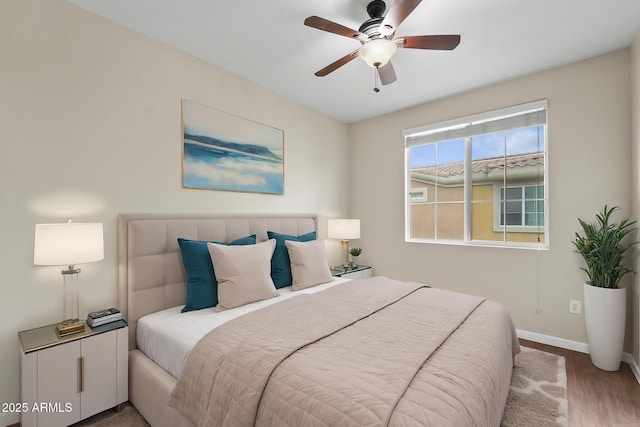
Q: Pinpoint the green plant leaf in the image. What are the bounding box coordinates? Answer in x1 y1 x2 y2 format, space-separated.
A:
572 205 638 288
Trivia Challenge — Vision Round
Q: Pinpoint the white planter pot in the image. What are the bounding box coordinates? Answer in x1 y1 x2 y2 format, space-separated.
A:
583 283 626 371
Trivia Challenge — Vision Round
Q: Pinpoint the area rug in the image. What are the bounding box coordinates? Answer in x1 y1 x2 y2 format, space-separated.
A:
502 346 569 427
77 346 568 427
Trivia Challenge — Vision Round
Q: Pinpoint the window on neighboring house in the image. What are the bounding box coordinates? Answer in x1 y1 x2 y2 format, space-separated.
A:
409 187 428 203
404 100 548 249
499 185 544 227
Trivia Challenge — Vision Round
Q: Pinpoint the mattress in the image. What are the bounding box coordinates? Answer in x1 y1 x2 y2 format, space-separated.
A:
136 277 351 378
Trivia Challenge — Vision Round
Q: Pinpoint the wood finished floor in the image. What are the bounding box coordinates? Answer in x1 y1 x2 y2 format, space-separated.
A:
520 339 640 426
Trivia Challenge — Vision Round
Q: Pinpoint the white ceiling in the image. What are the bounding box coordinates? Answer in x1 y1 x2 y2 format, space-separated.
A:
66 0 640 124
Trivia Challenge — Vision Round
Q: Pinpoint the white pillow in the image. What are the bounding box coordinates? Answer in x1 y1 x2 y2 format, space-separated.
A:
285 239 334 291
208 239 278 310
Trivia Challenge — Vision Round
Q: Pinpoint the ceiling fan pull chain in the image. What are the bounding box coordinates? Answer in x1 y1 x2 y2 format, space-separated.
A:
374 68 380 93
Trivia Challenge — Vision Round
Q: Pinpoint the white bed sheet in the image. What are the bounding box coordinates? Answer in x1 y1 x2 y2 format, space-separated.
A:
136 277 351 379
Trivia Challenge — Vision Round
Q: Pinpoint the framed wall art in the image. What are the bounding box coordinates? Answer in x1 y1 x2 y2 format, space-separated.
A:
182 99 284 194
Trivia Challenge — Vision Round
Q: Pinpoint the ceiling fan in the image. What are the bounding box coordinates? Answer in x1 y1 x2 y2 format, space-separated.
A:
304 0 460 89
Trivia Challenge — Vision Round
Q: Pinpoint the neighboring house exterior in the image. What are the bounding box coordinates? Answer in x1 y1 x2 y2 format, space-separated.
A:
409 152 545 243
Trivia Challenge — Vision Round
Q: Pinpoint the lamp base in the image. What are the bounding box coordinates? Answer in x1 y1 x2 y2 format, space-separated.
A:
56 319 85 337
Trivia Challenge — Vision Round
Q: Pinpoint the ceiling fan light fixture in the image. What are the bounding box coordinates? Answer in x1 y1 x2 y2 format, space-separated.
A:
359 38 397 68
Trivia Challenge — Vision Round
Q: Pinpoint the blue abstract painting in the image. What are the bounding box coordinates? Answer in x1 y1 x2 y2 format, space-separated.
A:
182 99 284 194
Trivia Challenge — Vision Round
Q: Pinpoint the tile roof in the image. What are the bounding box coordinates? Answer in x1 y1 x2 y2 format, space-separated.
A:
412 152 543 178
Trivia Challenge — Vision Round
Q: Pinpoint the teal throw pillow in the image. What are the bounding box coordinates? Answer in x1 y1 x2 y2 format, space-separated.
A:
267 231 316 288
179 235 256 312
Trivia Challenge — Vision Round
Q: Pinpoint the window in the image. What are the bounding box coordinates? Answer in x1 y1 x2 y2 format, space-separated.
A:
404 100 548 248
499 185 544 227
409 187 428 203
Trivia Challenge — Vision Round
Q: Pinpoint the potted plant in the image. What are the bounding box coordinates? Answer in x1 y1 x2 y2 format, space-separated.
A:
572 205 637 371
349 247 362 268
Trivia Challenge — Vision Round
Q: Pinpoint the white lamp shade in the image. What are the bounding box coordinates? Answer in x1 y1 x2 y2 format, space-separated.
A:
359 39 398 68
34 222 104 266
328 219 361 240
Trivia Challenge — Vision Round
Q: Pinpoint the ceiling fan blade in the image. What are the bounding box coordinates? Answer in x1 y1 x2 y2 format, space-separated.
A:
314 50 359 77
378 62 397 85
397 35 461 50
304 16 364 40
380 0 422 35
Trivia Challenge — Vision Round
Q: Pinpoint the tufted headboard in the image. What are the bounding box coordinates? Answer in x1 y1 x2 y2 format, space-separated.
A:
117 214 317 350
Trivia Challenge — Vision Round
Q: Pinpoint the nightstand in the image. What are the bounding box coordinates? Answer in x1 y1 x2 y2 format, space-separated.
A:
331 265 372 279
19 320 128 427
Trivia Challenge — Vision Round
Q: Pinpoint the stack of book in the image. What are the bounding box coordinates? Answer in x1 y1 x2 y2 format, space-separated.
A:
87 307 122 328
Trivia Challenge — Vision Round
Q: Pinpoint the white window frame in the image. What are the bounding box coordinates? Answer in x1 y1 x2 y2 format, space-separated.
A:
403 100 549 249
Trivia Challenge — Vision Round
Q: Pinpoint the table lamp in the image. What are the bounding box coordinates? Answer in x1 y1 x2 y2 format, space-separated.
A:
34 221 104 336
328 219 360 269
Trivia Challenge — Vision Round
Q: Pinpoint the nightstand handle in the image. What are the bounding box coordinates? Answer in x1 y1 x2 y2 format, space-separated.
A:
77 356 84 393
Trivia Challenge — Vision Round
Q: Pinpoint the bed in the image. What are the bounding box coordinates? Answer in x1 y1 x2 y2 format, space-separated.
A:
118 214 519 427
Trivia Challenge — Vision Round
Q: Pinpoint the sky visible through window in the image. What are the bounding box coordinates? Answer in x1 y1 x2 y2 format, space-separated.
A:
410 126 544 168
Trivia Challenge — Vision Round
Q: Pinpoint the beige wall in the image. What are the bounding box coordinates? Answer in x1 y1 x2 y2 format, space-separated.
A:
350 49 633 353
0 0 349 422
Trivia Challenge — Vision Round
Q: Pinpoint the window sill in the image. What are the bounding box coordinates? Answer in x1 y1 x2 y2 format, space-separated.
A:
405 237 549 250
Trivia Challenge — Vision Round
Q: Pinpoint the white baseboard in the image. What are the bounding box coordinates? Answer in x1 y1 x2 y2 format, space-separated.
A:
0 411 18 427
623 352 640 384
517 328 640 384
517 329 589 353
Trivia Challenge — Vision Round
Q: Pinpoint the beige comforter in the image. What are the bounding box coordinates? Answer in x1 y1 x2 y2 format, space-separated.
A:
169 277 519 427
